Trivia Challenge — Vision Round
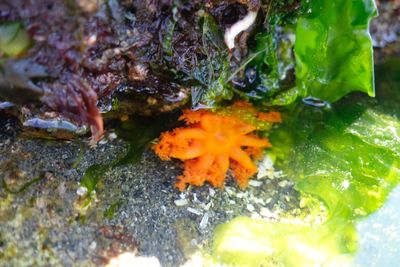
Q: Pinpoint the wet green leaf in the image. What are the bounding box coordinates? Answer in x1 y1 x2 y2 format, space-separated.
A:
294 0 377 102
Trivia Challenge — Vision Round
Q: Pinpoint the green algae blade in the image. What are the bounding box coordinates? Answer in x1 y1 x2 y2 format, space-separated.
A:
212 59 400 266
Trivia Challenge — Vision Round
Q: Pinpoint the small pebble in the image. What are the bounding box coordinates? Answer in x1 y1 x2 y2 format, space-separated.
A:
174 199 189 206
278 180 289 188
246 204 255 212
161 205 167 213
89 241 97 251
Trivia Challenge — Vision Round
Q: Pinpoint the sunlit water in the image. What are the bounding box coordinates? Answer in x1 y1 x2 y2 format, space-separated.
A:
355 185 400 266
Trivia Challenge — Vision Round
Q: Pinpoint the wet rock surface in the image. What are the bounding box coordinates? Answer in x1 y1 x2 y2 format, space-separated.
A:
371 1 400 62
0 0 254 138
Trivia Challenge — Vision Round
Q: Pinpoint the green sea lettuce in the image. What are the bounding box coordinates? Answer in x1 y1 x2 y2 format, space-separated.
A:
294 0 377 102
212 59 400 266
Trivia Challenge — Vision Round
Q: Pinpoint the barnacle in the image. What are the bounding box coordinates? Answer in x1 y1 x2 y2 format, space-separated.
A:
153 104 280 191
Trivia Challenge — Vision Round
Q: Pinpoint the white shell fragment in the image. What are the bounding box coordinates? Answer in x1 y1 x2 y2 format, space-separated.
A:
248 180 263 187
225 186 234 195
199 212 209 229
209 188 216 197
187 207 202 216
257 155 276 179
246 203 255 212
174 199 189 206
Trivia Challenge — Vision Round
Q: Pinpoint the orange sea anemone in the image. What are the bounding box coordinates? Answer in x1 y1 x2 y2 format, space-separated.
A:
153 104 280 191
